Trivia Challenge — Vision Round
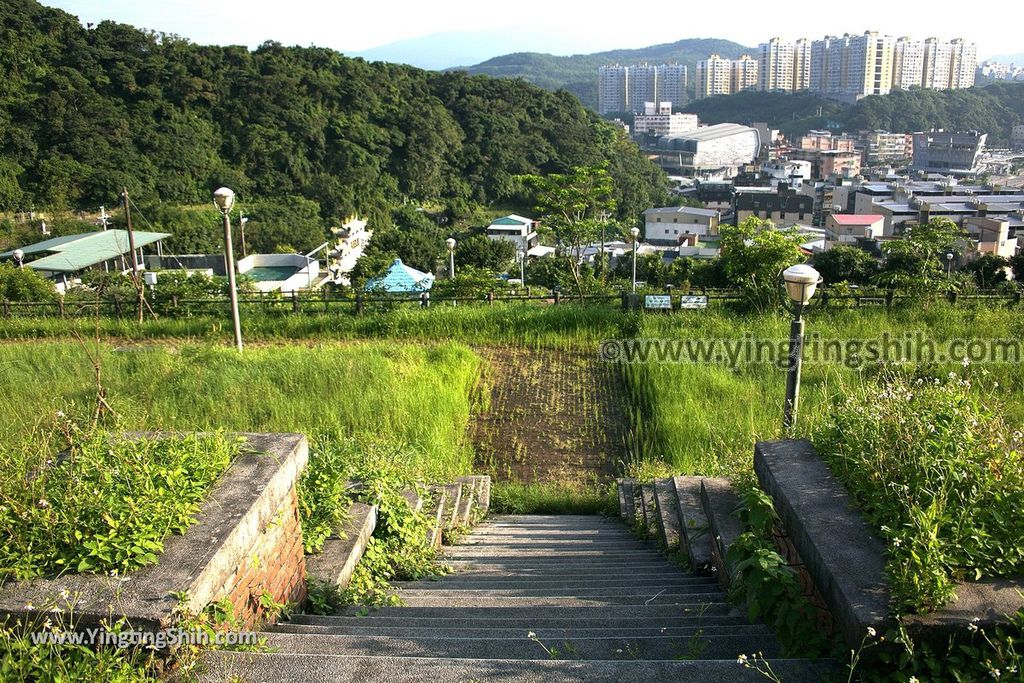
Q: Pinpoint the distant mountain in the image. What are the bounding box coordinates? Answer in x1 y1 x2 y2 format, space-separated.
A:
987 53 1024 65
353 29 574 71
453 38 755 110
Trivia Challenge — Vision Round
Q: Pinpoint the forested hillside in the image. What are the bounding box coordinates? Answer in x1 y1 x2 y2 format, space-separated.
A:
456 38 752 110
0 0 666 226
684 83 1024 142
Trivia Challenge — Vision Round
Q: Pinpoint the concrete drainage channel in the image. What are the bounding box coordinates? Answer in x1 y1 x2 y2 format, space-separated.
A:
199 487 834 682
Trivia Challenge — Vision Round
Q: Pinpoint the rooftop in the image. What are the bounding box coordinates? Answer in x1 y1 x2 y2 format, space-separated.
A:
830 214 885 226
1 230 170 273
489 215 534 227
662 123 757 143
644 206 719 217
364 258 434 293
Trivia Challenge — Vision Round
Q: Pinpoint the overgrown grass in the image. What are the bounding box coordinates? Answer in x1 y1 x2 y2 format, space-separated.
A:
621 303 1024 476
814 371 1024 613
0 340 482 477
490 482 618 516
0 432 240 583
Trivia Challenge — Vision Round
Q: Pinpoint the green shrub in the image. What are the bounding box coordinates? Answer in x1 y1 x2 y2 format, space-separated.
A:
813 371 1024 613
0 431 240 581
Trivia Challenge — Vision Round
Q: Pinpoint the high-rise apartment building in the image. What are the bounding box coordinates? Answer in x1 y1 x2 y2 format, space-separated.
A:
695 54 733 99
949 39 977 89
732 55 759 93
846 31 894 97
629 63 659 115
759 38 795 91
892 38 925 90
598 65 629 114
597 63 688 114
923 38 953 89
793 39 812 91
766 33 975 102
658 63 688 108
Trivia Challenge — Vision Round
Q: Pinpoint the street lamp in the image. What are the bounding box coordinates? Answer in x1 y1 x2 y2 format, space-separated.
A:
630 227 641 294
446 238 456 279
781 264 822 433
946 252 954 278
516 249 525 286
213 187 243 353
12 249 24 270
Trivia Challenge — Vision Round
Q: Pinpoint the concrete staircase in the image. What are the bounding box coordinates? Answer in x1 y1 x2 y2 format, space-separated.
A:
198 514 832 681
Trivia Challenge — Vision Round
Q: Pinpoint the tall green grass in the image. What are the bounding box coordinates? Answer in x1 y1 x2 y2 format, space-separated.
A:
0 341 482 480
622 304 1024 477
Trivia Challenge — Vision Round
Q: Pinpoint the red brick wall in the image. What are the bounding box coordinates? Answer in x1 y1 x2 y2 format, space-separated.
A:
221 487 307 628
771 523 835 635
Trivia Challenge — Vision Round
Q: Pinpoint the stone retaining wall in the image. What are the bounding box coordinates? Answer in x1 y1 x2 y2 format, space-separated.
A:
0 432 309 634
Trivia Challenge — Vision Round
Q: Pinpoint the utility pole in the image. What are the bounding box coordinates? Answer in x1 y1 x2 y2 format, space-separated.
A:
121 188 144 322
98 206 111 271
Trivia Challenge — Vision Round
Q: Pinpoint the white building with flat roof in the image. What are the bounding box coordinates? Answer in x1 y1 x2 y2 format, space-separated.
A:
643 206 721 244
633 102 699 137
485 214 539 251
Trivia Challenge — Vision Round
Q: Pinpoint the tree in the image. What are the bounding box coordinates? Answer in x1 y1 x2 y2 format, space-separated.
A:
877 218 964 291
0 263 55 301
520 165 617 299
812 245 880 286
1011 253 1024 282
717 217 805 310
454 235 515 273
963 254 1009 289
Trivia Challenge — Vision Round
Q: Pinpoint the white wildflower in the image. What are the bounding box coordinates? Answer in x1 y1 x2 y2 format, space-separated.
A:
36 499 50 509
526 631 536 639
736 654 749 665
867 627 877 638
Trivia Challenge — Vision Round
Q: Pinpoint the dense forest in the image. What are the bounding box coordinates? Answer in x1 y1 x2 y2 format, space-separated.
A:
0 0 667 230
684 83 1024 143
457 38 752 110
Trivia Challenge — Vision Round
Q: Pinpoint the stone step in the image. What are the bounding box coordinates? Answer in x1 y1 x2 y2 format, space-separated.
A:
431 568 695 579
392 593 730 607
197 652 837 683
672 476 713 574
423 487 447 548
700 478 743 587
454 541 657 550
391 577 719 590
336 604 741 620
304 502 377 591
653 478 682 551
257 631 784 661
640 483 659 537
443 549 670 559
268 623 774 640
440 483 462 531
283 613 753 630
393 585 727 599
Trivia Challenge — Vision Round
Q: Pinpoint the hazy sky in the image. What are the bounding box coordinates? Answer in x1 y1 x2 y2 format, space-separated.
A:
42 0 1017 59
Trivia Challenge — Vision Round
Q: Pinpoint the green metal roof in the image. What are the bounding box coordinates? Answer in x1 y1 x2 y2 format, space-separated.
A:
1 230 170 274
490 215 533 226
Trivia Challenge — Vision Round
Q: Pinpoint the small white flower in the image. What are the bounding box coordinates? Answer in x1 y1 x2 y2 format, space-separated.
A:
962 357 971 368
24 602 34 610
910 677 920 683
736 654 749 665
866 627 876 638
36 499 50 509
968 622 979 632
526 631 536 639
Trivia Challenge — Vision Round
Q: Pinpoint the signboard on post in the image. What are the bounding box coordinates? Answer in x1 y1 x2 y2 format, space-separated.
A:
644 295 672 310
679 295 708 310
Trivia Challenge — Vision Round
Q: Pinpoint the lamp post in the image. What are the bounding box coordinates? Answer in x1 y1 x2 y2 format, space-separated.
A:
630 226 640 294
946 252 954 278
446 238 457 279
782 264 822 433
213 187 243 353
12 249 24 270
516 249 525 286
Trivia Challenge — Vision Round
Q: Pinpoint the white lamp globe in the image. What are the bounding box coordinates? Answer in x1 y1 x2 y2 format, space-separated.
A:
213 187 235 212
783 264 821 305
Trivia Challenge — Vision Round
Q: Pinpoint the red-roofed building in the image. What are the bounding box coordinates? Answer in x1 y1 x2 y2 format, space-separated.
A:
825 214 885 249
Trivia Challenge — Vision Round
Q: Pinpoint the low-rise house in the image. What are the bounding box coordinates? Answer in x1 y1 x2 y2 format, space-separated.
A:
1 229 169 293
643 206 720 245
825 214 886 249
963 217 1019 260
236 254 320 294
733 186 814 228
485 215 539 251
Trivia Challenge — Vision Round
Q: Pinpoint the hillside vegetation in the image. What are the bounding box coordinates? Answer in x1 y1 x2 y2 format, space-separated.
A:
685 82 1024 142
456 38 753 110
0 0 666 225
